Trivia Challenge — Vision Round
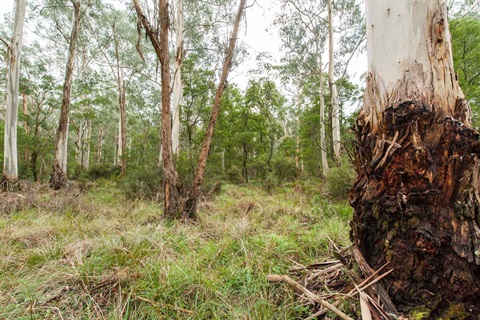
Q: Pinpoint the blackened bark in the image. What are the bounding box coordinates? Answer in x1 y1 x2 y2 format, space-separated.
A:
351 99 480 315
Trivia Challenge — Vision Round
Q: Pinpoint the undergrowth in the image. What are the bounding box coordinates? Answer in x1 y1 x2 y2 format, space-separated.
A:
0 180 352 319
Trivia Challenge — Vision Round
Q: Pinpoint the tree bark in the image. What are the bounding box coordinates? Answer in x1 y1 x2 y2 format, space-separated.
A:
319 68 329 176
22 93 29 163
328 0 341 160
134 0 182 218
3 0 26 185
96 128 103 164
171 0 184 155
50 0 82 189
351 0 480 315
185 0 246 216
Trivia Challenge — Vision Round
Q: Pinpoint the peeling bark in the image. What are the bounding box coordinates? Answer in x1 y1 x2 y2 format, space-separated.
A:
351 0 480 315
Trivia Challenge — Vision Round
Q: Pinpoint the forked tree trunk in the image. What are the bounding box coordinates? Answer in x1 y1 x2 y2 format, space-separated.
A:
50 0 82 189
185 0 246 216
351 0 480 315
171 0 184 155
3 0 26 184
328 0 341 160
134 0 182 218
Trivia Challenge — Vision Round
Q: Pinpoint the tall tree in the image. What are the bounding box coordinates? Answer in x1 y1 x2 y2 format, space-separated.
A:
185 0 246 215
171 0 184 155
3 0 26 185
133 0 182 217
134 0 245 218
351 0 480 315
275 0 329 175
49 0 85 189
327 0 341 159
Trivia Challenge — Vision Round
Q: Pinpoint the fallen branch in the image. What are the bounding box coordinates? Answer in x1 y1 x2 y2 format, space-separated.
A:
267 274 354 320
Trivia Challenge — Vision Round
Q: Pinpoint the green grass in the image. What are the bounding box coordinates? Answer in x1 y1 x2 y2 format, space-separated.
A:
0 181 352 319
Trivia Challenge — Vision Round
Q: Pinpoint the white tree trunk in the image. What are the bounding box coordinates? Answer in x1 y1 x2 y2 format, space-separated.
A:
117 112 122 164
3 0 26 181
171 0 184 155
362 0 464 127
56 120 70 173
328 0 341 159
82 119 91 169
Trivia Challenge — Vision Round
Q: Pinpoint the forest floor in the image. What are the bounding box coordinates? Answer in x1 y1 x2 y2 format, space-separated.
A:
0 180 353 319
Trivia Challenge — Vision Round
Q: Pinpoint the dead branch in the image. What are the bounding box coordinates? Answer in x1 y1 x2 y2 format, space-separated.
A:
267 274 354 320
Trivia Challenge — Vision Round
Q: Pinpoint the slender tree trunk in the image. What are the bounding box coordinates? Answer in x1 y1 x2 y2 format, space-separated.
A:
113 23 127 177
171 0 184 155
186 0 246 215
113 134 118 165
22 93 29 163
328 0 341 160
82 118 91 169
319 68 329 176
96 128 103 164
3 0 26 185
50 0 82 189
351 0 480 315
296 116 301 173
242 143 248 183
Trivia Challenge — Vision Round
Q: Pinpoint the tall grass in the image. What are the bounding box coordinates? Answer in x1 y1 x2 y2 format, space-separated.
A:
0 180 352 319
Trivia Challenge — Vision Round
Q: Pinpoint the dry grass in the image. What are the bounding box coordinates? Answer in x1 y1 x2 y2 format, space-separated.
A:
0 180 353 319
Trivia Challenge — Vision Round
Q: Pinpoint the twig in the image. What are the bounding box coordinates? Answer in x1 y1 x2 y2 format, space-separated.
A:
346 261 391 297
267 274 354 320
352 246 399 317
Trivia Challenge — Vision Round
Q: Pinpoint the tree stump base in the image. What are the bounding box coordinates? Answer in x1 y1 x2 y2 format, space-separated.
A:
351 101 480 316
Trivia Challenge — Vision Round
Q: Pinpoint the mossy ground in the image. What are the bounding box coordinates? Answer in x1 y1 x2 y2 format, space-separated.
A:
0 180 352 319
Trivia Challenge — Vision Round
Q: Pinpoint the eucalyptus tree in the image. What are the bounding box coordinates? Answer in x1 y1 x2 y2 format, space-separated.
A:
171 0 184 155
351 0 480 315
2 0 26 185
48 0 91 189
134 0 246 218
275 0 330 175
327 0 340 160
86 3 146 177
19 43 59 182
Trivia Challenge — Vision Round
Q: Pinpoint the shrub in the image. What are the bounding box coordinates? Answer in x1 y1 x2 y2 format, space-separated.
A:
121 167 163 200
87 163 121 180
326 160 356 199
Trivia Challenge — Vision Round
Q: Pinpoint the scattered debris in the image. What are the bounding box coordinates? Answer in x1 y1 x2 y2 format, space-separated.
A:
268 244 406 319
